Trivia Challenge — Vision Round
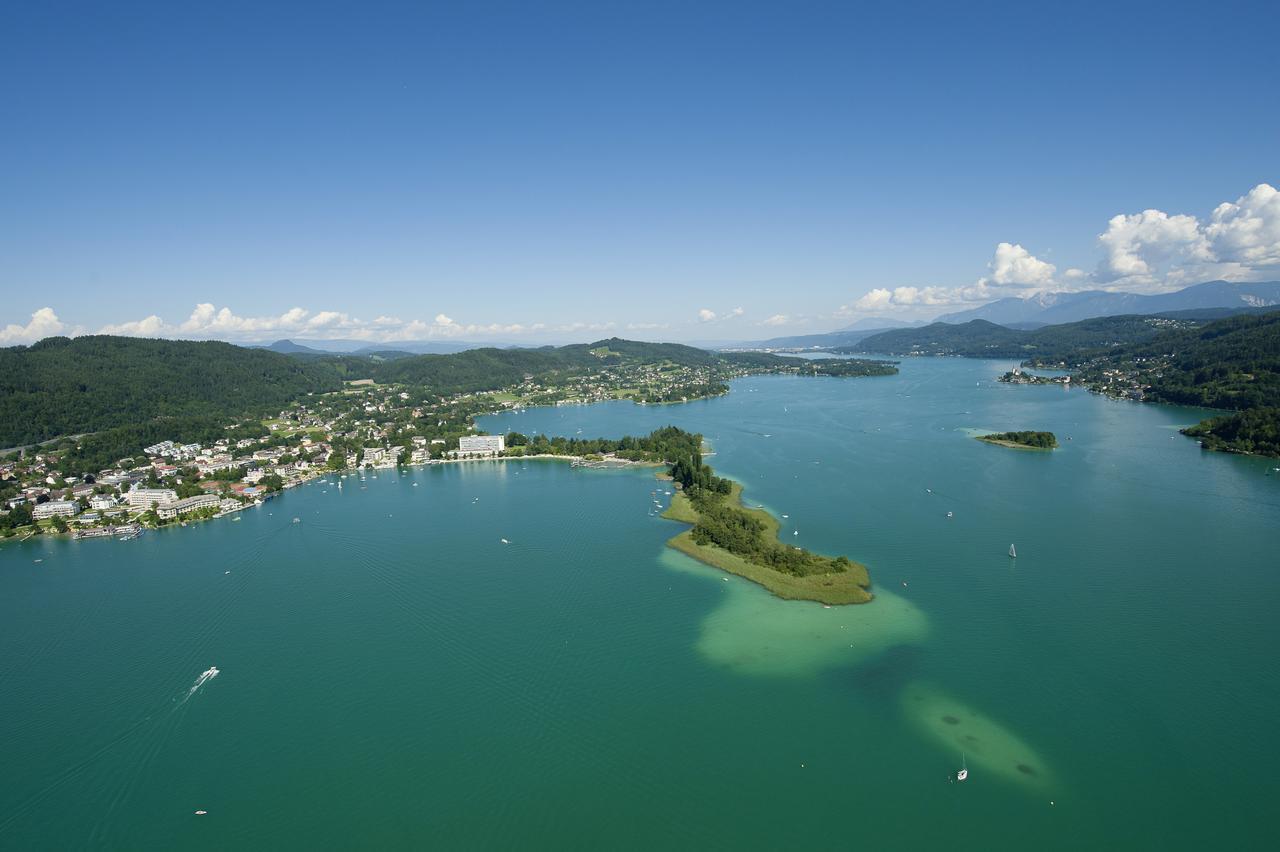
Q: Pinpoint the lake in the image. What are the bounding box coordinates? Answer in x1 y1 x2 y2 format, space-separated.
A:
2 357 1277 850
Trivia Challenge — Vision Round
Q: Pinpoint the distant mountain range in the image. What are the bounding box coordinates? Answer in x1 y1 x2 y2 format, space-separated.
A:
935 280 1280 325
259 338 484 356
849 306 1278 359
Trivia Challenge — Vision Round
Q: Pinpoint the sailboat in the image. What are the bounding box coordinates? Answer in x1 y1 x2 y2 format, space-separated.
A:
956 753 969 782
1008 544 1017 558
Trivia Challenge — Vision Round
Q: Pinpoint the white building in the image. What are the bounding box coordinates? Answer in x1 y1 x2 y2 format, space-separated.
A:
156 493 220 520
33 500 78 520
126 488 178 510
457 435 505 456
89 495 117 511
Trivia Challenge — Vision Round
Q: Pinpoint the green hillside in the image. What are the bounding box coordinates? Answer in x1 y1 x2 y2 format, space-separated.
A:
853 314 1204 360
0 336 343 447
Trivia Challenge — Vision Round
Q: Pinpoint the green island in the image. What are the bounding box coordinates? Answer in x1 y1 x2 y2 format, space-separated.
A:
659 447 872 605
976 430 1058 450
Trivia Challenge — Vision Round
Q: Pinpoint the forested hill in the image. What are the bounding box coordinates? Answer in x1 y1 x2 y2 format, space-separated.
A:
0 335 894 449
1100 311 1280 410
851 314 1212 360
367 338 723 392
0 336 343 447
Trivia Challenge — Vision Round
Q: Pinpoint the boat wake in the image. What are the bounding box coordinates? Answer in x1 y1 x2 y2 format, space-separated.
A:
180 666 219 703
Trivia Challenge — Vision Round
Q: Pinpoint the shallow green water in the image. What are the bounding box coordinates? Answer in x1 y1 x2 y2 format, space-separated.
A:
2 358 1278 850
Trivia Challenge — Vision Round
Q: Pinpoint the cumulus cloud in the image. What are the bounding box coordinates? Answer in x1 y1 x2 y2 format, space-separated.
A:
1095 209 1211 284
99 314 168 337
989 242 1056 286
0 307 66 344
761 314 789 326
1205 183 1280 268
697 309 717 322
838 182 1280 319
86 304 584 343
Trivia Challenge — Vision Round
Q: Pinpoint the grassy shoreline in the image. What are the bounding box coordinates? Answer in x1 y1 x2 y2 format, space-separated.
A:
661 483 873 605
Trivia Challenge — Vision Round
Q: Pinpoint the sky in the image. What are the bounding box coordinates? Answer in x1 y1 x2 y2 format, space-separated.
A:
2 0 1278 345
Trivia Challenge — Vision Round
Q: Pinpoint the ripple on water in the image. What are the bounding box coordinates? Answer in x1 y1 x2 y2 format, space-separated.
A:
659 549 929 677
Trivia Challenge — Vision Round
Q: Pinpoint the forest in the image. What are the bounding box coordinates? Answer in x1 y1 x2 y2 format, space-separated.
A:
1181 408 1280 458
0 336 342 446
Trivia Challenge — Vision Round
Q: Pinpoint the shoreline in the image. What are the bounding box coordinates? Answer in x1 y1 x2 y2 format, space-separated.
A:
2 453 663 545
975 437 1055 451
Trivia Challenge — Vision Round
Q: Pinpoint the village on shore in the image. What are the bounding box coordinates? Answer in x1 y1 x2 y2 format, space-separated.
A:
0 357 752 541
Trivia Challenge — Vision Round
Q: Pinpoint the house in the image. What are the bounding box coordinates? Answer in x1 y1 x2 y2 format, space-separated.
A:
89 495 117 511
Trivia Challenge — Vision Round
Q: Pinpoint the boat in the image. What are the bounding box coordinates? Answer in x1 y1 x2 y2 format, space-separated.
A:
956 753 969 782
1009 544 1017 558
946 511 953 518
501 538 510 544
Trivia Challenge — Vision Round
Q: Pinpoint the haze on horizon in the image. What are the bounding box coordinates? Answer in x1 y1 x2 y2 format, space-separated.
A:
2 0 1277 347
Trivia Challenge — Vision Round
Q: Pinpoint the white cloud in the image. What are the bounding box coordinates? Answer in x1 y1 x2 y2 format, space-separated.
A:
697 309 717 322
87 304 597 343
1205 183 1280 268
989 242 1056 286
761 314 789 326
99 314 168 337
0 307 66 344
729 306 744 317
837 182 1279 320
1096 209 1212 284
851 289 892 312
627 321 669 331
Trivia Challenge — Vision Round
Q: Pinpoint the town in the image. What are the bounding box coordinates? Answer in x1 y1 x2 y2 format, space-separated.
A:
0 354 846 540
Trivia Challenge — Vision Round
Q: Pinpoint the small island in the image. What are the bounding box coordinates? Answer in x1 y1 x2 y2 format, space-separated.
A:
976 430 1058 450
660 449 872 605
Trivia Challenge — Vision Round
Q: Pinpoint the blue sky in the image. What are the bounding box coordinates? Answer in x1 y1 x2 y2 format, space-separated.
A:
2 0 1278 344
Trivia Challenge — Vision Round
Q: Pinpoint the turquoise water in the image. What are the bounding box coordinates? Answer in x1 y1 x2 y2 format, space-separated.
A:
2 358 1278 849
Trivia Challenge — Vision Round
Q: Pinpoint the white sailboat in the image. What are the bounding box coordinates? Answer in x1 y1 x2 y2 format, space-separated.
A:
1009 544 1017 558
957 753 969 782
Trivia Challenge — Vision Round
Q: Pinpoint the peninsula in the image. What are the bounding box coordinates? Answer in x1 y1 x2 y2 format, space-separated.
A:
660 449 872 605
976 431 1058 450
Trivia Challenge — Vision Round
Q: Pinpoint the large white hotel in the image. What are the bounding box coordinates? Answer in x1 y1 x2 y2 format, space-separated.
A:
456 435 505 456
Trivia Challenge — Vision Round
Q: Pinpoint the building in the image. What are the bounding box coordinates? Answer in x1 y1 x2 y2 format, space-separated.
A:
457 435 505 456
126 488 178 510
33 500 78 520
156 494 220 520
89 495 117 511
361 447 387 466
